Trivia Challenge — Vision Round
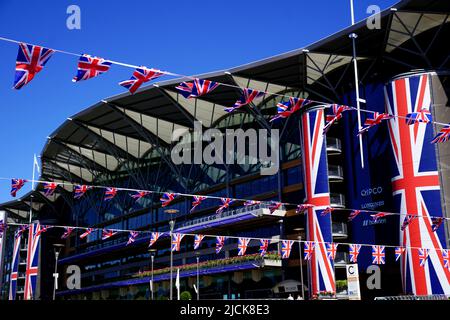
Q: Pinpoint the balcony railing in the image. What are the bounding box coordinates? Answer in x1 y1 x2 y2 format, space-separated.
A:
332 222 348 238
328 164 344 181
326 137 342 155
330 193 345 208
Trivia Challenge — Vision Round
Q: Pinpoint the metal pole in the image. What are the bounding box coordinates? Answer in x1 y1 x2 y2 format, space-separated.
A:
52 245 63 300
151 254 154 300
349 0 365 169
298 236 305 300
196 255 200 300
169 220 174 300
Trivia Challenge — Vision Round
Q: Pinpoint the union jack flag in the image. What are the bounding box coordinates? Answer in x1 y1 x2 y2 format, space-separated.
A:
24 223 42 300
160 192 176 207
194 234 205 250
281 240 294 259
401 214 417 231
348 210 361 222
119 67 164 94
72 54 112 82
349 244 361 263
326 243 338 261
79 228 93 239
320 207 334 216
191 196 207 213
11 178 26 197
16 225 29 238
270 97 310 122
300 108 335 295
372 245 386 265
102 229 117 240
419 248 430 267
431 217 444 232
171 233 185 252
225 88 264 113
176 78 220 99
405 109 432 125
0 222 6 235
431 124 450 144
35 225 52 237
131 191 151 202
8 233 21 300
244 200 261 206
216 236 226 254
268 202 282 214
358 112 394 136
127 231 139 246
43 182 58 196
104 187 118 201
216 198 233 214
386 73 450 294
395 247 406 262
61 227 74 239
13 43 54 89
296 204 314 214
443 249 449 270
304 241 315 261
370 212 393 221
259 239 269 257
74 185 91 199
237 238 250 256
323 104 352 134
149 232 161 247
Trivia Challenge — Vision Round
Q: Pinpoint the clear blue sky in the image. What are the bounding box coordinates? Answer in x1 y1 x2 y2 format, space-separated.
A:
0 0 398 203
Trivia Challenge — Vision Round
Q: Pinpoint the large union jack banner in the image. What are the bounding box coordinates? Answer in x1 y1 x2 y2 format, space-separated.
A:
300 108 335 296
24 223 42 300
385 72 450 295
8 232 21 300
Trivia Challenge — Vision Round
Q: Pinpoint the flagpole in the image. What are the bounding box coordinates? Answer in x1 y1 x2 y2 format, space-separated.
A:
349 0 365 169
28 154 38 224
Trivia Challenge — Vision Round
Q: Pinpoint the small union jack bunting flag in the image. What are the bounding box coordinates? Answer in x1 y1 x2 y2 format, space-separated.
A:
270 97 309 122
72 54 112 82
405 109 432 125
326 243 338 260
216 198 233 214
370 212 393 221
268 202 282 214
104 188 118 201
13 43 54 89
349 244 362 263
443 249 449 270
194 234 205 250
191 196 207 213
372 245 385 265
119 67 164 94
281 240 294 259
160 192 176 207
35 225 52 237
431 217 444 232
237 238 250 256
102 229 117 240
304 241 315 260
16 225 28 238
11 179 26 197
401 214 417 231
80 228 93 239
0 222 6 235
43 182 58 197
320 207 334 216
323 104 352 134
216 236 226 254
348 210 361 222
127 231 139 246
259 239 269 257
244 200 261 206
149 232 161 247
130 191 151 202
358 112 394 136
431 123 450 144
61 227 74 239
395 247 406 262
171 233 185 252
419 248 430 267
296 204 314 214
176 78 219 99
74 185 91 199
225 88 264 113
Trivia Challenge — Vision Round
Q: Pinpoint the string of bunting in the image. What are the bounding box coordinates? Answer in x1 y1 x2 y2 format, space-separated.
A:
3 222 449 268
5 177 449 230
1 36 449 143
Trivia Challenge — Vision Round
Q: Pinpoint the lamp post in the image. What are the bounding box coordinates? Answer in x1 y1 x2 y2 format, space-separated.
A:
52 244 65 300
165 209 178 301
195 252 200 300
148 248 156 300
294 227 306 300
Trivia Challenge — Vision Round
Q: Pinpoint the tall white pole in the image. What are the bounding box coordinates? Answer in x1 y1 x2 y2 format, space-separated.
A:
350 0 365 169
28 154 38 224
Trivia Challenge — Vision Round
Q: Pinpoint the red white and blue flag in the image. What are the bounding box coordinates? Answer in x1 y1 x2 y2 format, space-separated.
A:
72 54 112 82
24 223 42 300
61 227 74 239
320 207 334 216
160 192 176 207
304 241 315 261
13 43 54 89
370 212 394 221
431 217 444 232
326 243 338 261
149 232 161 247
372 245 386 265
127 231 139 246
385 73 450 294
237 238 250 256
176 79 219 99
43 182 58 197
104 187 118 201
11 179 26 197
171 233 185 252
405 109 432 125
401 214 417 231
225 88 264 113
131 191 151 202
74 185 91 199
443 249 449 270
16 225 29 238
358 112 394 136
395 247 406 262
300 108 335 295
35 225 52 237
323 104 351 134
244 200 261 206
80 228 93 239
349 244 361 263
431 124 450 144
419 248 430 267
296 204 314 214
259 239 269 257
102 229 117 240
281 240 294 259
216 198 233 214
119 67 164 94
9 232 21 300
191 196 207 213
194 234 205 250
348 210 361 222
216 236 226 254
270 97 310 122
268 202 282 214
